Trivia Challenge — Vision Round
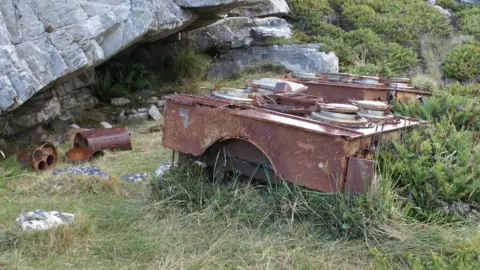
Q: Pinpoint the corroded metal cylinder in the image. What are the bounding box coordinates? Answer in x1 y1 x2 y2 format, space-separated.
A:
73 127 132 152
16 142 58 171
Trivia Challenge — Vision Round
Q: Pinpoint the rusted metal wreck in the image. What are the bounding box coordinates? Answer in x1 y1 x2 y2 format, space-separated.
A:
162 92 424 194
279 73 432 104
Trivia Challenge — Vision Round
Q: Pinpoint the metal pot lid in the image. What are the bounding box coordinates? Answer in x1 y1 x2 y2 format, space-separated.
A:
319 103 360 113
212 88 254 103
357 111 395 121
350 100 389 110
388 77 411 83
293 72 317 79
353 80 384 86
388 83 414 89
323 72 351 76
357 75 380 80
312 111 369 126
259 104 311 114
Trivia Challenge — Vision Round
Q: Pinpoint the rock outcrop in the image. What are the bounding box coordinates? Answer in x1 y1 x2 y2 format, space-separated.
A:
230 0 289 17
195 17 292 52
207 44 339 80
0 0 255 115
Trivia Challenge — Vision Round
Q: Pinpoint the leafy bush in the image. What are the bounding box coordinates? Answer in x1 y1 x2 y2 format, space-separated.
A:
379 122 480 218
393 83 480 130
344 63 394 78
382 84 480 217
289 0 332 34
456 6 480 40
320 28 419 74
170 49 211 81
341 0 452 48
442 43 480 81
420 34 473 81
90 58 153 103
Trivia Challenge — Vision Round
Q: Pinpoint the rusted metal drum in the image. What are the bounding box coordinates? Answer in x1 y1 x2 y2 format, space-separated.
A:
73 127 132 152
16 142 58 171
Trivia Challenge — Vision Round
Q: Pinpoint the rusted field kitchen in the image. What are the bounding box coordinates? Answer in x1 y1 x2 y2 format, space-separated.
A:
162 72 427 194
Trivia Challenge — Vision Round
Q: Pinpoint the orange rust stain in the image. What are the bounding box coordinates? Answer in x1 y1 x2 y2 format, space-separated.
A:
296 141 315 151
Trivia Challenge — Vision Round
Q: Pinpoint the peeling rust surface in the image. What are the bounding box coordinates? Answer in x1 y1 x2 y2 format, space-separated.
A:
162 94 423 193
282 78 431 104
73 127 132 152
344 157 376 195
65 127 132 162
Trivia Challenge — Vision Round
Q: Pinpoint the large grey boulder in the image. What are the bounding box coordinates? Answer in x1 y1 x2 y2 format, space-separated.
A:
196 17 291 52
0 0 255 114
230 0 289 17
207 44 339 80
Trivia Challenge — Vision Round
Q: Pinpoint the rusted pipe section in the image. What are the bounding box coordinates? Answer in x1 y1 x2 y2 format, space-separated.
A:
16 142 58 171
73 127 132 151
65 127 132 162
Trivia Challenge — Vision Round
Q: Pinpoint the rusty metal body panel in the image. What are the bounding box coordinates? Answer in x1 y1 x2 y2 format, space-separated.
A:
283 78 431 104
162 94 423 193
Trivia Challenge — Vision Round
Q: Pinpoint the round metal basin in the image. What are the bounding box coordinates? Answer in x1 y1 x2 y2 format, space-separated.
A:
212 88 254 103
312 111 368 126
318 103 360 113
350 100 389 111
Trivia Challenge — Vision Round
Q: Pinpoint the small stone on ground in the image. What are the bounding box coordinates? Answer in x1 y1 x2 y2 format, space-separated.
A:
148 105 162 121
100 122 113 128
111 97 131 106
127 113 149 121
53 165 109 179
137 108 147 113
15 209 75 232
155 161 172 177
121 172 150 183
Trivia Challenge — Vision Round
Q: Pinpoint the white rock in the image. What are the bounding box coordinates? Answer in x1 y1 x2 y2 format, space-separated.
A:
70 124 81 129
100 121 113 128
127 112 149 121
433 5 452 19
111 97 131 106
148 105 163 121
15 210 75 232
156 100 166 107
195 17 292 52
230 0 289 17
207 44 339 80
137 108 148 113
0 0 255 114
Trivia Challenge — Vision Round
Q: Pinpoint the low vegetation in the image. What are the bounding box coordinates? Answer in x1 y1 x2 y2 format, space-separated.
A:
2 0 480 268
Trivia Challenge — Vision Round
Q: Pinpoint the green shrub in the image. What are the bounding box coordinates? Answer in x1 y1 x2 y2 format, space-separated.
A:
442 43 480 81
393 83 480 130
456 6 480 40
90 58 153 103
342 0 452 48
379 121 480 218
170 49 211 81
344 63 394 78
289 0 332 33
320 28 419 74
383 85 480 218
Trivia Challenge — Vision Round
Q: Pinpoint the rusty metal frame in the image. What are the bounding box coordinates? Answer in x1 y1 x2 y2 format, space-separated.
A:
162 94 424 193
282 77 432 104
